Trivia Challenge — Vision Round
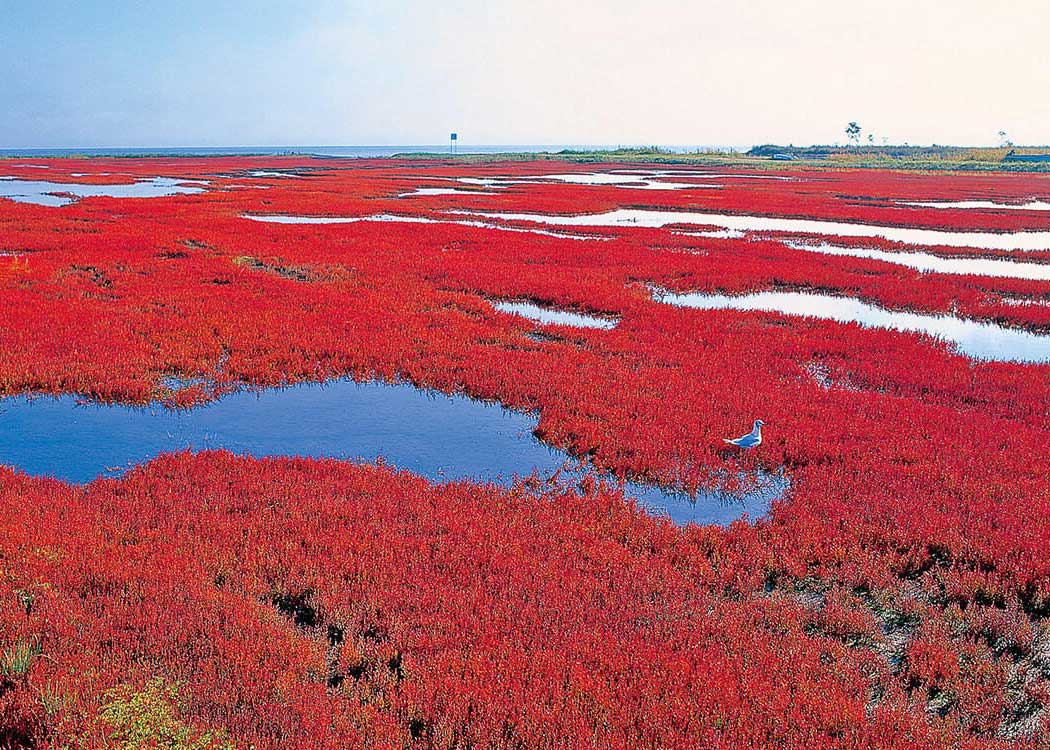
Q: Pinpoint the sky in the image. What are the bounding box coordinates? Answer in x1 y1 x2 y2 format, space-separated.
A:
2 0 1048 149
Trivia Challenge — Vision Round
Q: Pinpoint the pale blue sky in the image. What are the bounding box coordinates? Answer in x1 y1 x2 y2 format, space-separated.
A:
2 0 1047 148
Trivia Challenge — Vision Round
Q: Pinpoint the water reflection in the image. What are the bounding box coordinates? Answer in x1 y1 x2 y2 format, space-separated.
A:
900 199 1050 211
786 241 1050 281
527 173 718 190
466 208 1050 251
0 379 783 526
0 177 206 206
492 300 618 329
242 213 606 240
654 289 1050 363
400 187 497 197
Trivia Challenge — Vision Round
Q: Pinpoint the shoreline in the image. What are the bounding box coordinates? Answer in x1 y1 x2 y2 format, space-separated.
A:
3 145 1050 172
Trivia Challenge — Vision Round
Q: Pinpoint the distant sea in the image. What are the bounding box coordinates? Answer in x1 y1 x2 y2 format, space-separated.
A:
0 144 718 158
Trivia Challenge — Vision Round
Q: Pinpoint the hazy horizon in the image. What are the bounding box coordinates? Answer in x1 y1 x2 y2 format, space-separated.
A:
3 0 1047 150
2 142 1048 158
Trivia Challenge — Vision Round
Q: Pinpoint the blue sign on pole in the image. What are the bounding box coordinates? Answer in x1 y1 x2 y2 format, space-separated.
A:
450 132 457 155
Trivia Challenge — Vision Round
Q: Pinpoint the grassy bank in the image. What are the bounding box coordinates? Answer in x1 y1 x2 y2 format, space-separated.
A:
396 145 1050 173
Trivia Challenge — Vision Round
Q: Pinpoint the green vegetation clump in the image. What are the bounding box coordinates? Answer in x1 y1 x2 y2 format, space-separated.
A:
395 143 1050 172
747 143 1050 171
1 637 41 678
98 677 232 750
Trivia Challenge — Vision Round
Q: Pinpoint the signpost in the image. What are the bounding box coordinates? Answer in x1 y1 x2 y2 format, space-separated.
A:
450 132 457 155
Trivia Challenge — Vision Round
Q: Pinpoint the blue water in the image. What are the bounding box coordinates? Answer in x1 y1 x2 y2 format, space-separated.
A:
0 176 206 206
0 379 783 526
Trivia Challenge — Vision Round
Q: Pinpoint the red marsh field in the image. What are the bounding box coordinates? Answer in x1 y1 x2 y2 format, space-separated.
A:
1 157 1049 748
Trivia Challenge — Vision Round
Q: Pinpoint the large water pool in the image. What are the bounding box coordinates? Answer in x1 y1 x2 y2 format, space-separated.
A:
0 379 784 526
0 176 207 206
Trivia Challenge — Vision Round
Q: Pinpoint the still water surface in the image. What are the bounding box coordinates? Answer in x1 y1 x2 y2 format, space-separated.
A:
467 208 1050 251
654 289 1050 363
0 176 206 206
0 379 784 526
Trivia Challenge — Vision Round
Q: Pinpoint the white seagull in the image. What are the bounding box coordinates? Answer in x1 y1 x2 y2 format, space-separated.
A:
724 419 764 448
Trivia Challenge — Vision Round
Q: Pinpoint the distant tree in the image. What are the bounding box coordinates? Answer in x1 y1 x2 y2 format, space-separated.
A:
845 122 862 147
867 133 874 145
998 130 1014 147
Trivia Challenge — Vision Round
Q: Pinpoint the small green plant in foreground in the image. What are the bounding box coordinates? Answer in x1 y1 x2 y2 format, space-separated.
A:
1 637 41 678
99 677 232 750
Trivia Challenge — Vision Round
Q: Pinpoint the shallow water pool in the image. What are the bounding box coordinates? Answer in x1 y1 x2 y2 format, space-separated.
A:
0 176 206 206
399 187 498 197
786 241 1050 281
654 289 1050 364
899 199 1050 211
492 300 619 329
466 208 1050 251
619 170 794 181
527 173 718 190
242 213 605 241
0 379 783 526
